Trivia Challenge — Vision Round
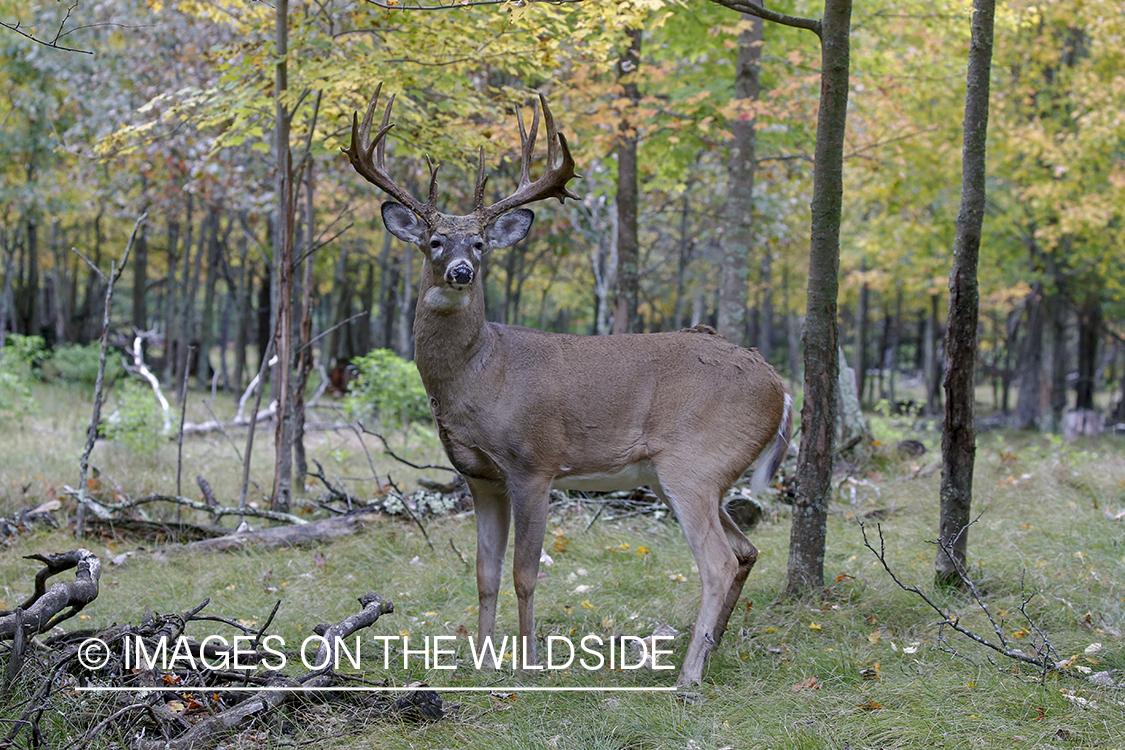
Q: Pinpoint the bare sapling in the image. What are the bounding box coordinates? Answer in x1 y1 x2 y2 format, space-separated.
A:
343 86 792 686
74 213 146 537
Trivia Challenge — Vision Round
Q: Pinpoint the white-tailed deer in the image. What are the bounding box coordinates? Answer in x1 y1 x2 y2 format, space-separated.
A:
343 85 792 686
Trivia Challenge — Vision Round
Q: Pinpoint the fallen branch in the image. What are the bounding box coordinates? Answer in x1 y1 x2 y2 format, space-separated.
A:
127 331 174 434
860 522 1063 677
67 490 307 526
0 549 101 639
162 510 383 553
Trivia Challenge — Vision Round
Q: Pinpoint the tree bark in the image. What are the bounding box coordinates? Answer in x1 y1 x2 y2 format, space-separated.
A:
1049 292 1068 427
271 0 295 513
1014 282 1044 430
855 260 869 404
936 0 993 588
1075 296 1100 411
612 26 642 335
717 12 763 346
786 0 851 597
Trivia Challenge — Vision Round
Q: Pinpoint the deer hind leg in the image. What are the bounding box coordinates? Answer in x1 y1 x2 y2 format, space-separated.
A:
467 477 511 652
711 505 759 647
509 475 552 666
652 479 738 687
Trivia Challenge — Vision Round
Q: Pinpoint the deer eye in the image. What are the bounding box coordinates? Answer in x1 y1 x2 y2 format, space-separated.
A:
430 239 442 249
473 241 484 251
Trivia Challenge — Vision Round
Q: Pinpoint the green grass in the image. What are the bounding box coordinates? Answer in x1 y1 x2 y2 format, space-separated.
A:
2 384 1125 749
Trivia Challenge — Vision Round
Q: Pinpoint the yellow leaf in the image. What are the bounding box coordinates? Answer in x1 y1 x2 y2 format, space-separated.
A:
809 622 822 631
580 599 594 610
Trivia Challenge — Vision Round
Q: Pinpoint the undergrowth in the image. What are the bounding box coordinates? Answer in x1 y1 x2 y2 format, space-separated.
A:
2 383 1124 749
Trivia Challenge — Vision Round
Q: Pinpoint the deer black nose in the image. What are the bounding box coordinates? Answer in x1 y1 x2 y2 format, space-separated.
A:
447 263 474 286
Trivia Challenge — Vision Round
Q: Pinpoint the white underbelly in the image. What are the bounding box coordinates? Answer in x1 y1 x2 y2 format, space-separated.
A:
551 460 659 493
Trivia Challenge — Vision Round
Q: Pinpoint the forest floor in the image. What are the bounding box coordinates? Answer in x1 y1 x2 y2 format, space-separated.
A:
2 381 1125 749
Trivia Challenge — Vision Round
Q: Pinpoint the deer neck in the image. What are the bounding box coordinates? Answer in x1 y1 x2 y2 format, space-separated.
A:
412 261 493 397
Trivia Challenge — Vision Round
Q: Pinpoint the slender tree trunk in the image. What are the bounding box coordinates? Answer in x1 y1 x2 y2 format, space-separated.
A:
757 246 773 362
612 27 642 335
397 243 413 358
936 0 993 588
1015 282 1044 430
717 12 764 346
271 0 295 513
132 222 148 331
787 0 851 596
294 159 316 483
1075 296 1100 411
855 260 869 404
357 259 375 354
375 229 394 350
161 216 180 382
924 294 940 415
1049 293 1068 426
198 213 227 385
672 185 693 330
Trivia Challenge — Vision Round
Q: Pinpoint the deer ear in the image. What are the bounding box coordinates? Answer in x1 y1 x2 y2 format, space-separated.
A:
487 209 534 249
381 202 428 244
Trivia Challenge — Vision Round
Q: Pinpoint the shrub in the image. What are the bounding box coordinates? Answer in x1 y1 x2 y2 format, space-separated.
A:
46 342 125 385
0 334 45 418
103 380 167 454
345 350 430 429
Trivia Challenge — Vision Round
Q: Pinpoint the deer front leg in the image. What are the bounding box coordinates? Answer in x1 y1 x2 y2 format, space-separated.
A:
468 478 510 653
509 475 552 667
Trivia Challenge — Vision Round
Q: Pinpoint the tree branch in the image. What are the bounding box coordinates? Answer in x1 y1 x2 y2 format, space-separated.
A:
707 0 822 36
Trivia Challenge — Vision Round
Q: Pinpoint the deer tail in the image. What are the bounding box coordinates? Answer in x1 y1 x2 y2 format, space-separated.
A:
751 392 793 498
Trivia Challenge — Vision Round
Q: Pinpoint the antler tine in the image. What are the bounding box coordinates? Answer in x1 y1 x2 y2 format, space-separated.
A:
477 92 581 224
540 92 560 173
473 146 489 211
425 154 440 209
375 93 395 169
342 84 437 223
524 101 540 188
358 81 382 148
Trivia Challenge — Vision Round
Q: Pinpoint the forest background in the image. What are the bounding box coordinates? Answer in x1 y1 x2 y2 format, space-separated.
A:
2 0 1123 443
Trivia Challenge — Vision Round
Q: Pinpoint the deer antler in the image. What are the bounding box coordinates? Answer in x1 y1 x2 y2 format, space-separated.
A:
343 83 440 224
476 92 581 225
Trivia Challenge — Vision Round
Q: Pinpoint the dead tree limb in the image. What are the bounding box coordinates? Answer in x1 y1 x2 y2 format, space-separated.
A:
860 522 1064 677
162 510 382 553
75 213 146 536
0 549 101 639
72 491 306 526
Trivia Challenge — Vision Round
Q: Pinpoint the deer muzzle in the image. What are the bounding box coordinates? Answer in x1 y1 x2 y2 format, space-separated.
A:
446 262 474 287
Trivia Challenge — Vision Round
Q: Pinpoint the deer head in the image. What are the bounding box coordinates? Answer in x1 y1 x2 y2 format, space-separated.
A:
343 84 580 305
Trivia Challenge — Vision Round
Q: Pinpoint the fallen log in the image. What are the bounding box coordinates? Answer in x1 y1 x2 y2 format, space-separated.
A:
158 509 384 553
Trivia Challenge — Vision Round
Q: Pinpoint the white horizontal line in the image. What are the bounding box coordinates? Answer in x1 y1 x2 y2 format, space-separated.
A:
76 685 677 693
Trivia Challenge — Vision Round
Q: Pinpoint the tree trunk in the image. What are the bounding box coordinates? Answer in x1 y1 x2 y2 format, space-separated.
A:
1049 293 1068 427
612 26 642 335
161 215 181 382
271 0 295 513
198 213 227 385
936 0 993 588
787 0 851 597
397 243 413 358
294 159 316 483
132 222 148 331
717 12 764 346
1075 297 1100 411
672 185 693 330
855 260 869 405
1014 282 1044 430
757 246 773 362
